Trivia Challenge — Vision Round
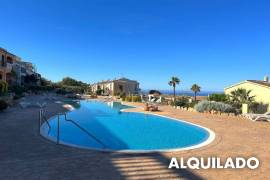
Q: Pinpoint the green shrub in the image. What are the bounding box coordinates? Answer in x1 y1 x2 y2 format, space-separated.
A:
0 80 8 96
10 85 26 96
188 102 197 108
40 77 53 86
120 92 126 99
60 77 88 87
125 96 132 102
172 96 189 107
95 89 103 95
249 102 269 114
64 85 84 94
0 100 8 111
44 85 54 91
208 93 228 102
195 101 212 112
27 85 42 93
85 88 92 95
56 85 84 95
56 88 68 95
194 100 235 113
122 95 141 102
24 85 54 93
131 95 141 102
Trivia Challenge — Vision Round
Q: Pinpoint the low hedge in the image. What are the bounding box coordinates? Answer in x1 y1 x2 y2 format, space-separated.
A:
194 100 235 113
0 80 8 96
56 85 85 95
123 95 141 102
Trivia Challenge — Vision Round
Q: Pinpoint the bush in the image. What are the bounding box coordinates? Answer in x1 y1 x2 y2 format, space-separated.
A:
85 88 92 95
120 92 126 99
56 85 85 95
64 85 84 94
9 85 26 96
172 96 189 107
188 102 197 108
56 88 68 95
131 95 141 102
194 100 235 113
60 77 87 87
40 77 53 86
0 100 8 111
122 95 141 102
124 96 132 102
27 85 43 93
208 93 228 102
44 85 54 91
249 102 269 114
0 80 8 96
120 92 126 101
95 89 103 95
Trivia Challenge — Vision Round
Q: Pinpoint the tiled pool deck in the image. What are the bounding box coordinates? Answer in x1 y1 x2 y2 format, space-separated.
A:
0 95 269 179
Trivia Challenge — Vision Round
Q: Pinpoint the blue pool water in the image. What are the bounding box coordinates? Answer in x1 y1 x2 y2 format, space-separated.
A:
41 101 210 151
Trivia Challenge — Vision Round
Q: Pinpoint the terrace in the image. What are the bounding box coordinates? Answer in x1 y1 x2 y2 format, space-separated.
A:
0 94 269 179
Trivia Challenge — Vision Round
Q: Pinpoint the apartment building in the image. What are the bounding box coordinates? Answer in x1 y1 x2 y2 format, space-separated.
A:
0 47 40 86
91 78 140 95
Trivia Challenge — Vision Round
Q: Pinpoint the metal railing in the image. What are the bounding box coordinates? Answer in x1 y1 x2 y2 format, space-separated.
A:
39 110 106 148
39 108 51 133
61 113 107 148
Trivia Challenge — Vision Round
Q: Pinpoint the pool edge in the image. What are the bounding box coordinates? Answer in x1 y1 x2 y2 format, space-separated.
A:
40 101 216 153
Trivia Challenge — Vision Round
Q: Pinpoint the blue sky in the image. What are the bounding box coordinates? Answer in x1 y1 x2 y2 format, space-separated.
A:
1 0 270 91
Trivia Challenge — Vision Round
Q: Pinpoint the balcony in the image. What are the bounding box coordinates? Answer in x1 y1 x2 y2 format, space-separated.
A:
0 63 12 72
5 63 12 72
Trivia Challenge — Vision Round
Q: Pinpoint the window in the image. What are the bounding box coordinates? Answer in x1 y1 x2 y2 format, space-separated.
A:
119 85 123 92
21 67 26 74
7 56 13 64
1 55 4 66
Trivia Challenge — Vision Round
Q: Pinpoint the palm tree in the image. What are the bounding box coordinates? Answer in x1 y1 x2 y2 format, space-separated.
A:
229 88 255 108
168 76 180 102
191 84 201 102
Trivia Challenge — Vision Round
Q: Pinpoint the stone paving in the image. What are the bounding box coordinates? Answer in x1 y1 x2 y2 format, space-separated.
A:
0 96 269 179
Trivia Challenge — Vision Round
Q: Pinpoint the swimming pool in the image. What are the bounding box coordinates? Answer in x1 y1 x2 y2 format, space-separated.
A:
41 101 214 152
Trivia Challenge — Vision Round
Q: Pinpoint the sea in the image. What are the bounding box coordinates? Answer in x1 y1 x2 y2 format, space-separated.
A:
141 90 223 96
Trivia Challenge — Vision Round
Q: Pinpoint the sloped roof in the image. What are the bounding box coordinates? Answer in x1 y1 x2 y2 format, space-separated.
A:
247 80 270 88
0 47 21 59
115 78 138 83
91 77 138 85
225 80 270 90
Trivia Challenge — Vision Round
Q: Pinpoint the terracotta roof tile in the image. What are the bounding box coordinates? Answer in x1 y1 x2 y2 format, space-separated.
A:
247 80 270 88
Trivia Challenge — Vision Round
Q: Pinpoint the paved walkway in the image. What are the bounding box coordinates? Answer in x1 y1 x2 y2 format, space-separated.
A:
0 96 269 179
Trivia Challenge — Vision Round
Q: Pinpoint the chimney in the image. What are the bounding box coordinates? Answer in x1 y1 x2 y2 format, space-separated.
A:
264 75 269 82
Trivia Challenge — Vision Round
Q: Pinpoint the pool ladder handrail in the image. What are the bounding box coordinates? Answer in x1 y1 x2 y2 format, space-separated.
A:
39 108 51 131
57 113 107 149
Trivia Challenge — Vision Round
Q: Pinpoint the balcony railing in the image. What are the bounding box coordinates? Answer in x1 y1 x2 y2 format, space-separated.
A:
0 62 12 71
5 63 12 72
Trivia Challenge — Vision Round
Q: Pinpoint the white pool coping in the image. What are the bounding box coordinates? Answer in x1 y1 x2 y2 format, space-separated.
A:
40 101 215 153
